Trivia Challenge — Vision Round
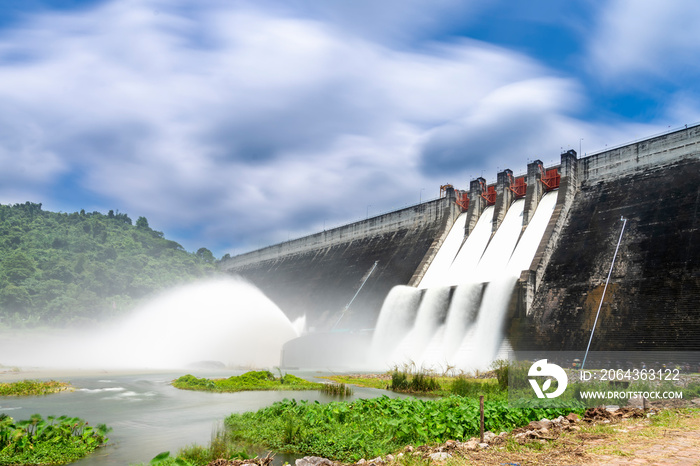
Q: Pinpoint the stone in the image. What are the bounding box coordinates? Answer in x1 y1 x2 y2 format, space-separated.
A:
429 452 451 462
385 455 394 462
478 442 489 449
566 413 580 423
369 457 383 464
296 457 333 466
357 460 366 465
528 419 553 430
404 445 414 453
483 431 496 443
464 439 479 450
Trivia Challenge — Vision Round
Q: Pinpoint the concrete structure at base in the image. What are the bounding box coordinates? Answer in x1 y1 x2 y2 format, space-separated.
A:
222 124 700 351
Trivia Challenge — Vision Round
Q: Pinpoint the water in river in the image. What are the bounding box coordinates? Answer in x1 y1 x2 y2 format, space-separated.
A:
0 369 401 465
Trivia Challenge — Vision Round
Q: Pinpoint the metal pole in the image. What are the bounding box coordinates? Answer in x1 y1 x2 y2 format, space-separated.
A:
331 261 379 329
479 396 484 443
581 217 627 370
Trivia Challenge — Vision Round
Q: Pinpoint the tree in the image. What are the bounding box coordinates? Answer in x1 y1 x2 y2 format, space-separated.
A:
136 216 150 229
196 247 215 263
1 251 36 284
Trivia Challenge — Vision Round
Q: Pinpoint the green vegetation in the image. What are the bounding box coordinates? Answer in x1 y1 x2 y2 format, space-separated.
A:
319 383 353 397
140 424 256 466
225 396 586 462
0 413 110 465
326 369 506 400
320 374 389 390
172 371 323 393
390 369 440 393
0 202 217 326
0 379 70 396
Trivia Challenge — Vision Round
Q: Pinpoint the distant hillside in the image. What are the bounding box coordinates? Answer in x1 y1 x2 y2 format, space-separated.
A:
0 202 217 327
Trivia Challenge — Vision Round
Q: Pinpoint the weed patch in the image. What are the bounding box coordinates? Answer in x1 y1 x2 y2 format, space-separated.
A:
0 379 70 396
172 371 322 393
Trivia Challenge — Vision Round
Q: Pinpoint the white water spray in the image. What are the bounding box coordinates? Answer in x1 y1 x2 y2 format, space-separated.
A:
0 277 301 370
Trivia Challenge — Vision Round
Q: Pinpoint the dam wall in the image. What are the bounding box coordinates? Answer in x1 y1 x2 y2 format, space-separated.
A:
511 124 700 351
222 193 461 330
224 123 700 353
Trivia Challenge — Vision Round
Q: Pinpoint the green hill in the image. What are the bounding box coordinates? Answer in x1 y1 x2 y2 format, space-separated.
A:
0 202 217 327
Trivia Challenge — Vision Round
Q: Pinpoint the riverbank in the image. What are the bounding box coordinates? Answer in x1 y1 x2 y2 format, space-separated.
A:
205 404 700 466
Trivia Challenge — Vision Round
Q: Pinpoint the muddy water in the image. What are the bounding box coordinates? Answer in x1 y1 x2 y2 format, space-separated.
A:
0 370 400 465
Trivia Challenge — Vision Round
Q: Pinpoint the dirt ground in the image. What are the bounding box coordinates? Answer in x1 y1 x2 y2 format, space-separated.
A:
435 406 700 466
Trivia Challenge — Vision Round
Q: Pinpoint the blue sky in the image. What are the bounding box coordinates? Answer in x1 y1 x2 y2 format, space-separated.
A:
1 0 699 257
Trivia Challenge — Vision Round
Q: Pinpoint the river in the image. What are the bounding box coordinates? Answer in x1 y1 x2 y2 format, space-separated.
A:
0 369 400 465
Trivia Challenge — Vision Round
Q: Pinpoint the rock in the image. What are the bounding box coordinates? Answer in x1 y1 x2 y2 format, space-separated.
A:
691 398 700 406
483 431 496 443
605 405 620 413
369 457 383 464
357 459 366 465
566 413 580 423
464 439 479 450
444 440 457 448
396 454 404 459
528 419 553 430
429 452 451 461
296 457 333 466
404 445 414 453
478 443 489 449
385 455 394 462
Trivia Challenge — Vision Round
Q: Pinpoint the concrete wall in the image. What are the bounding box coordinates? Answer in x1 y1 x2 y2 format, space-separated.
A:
510 125 700 351
222 195 460 331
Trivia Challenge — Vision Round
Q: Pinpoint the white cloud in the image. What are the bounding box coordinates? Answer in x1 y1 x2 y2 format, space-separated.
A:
0 0 671 255
588 0 700 83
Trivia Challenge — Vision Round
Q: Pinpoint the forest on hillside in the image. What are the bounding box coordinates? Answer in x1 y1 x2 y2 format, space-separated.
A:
0 202 218 327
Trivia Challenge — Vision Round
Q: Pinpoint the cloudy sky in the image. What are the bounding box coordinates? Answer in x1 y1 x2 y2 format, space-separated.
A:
1 0 699 257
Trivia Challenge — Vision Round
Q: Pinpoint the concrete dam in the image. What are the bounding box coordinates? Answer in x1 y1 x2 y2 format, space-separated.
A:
222 124 700 368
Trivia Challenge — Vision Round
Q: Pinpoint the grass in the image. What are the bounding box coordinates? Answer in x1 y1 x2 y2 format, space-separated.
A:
224 395 585 462
0 379 70 396
324 370 506 400
172 370 323 393
319 382 353 397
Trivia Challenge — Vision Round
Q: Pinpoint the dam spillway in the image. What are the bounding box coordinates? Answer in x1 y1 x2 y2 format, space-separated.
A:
222 124 700 368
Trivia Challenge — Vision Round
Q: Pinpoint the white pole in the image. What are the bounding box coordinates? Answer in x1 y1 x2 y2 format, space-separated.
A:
581 216 627 370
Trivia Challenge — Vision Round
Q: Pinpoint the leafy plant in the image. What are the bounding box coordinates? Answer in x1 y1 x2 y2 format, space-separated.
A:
0 414 110 465
224 395 585 462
